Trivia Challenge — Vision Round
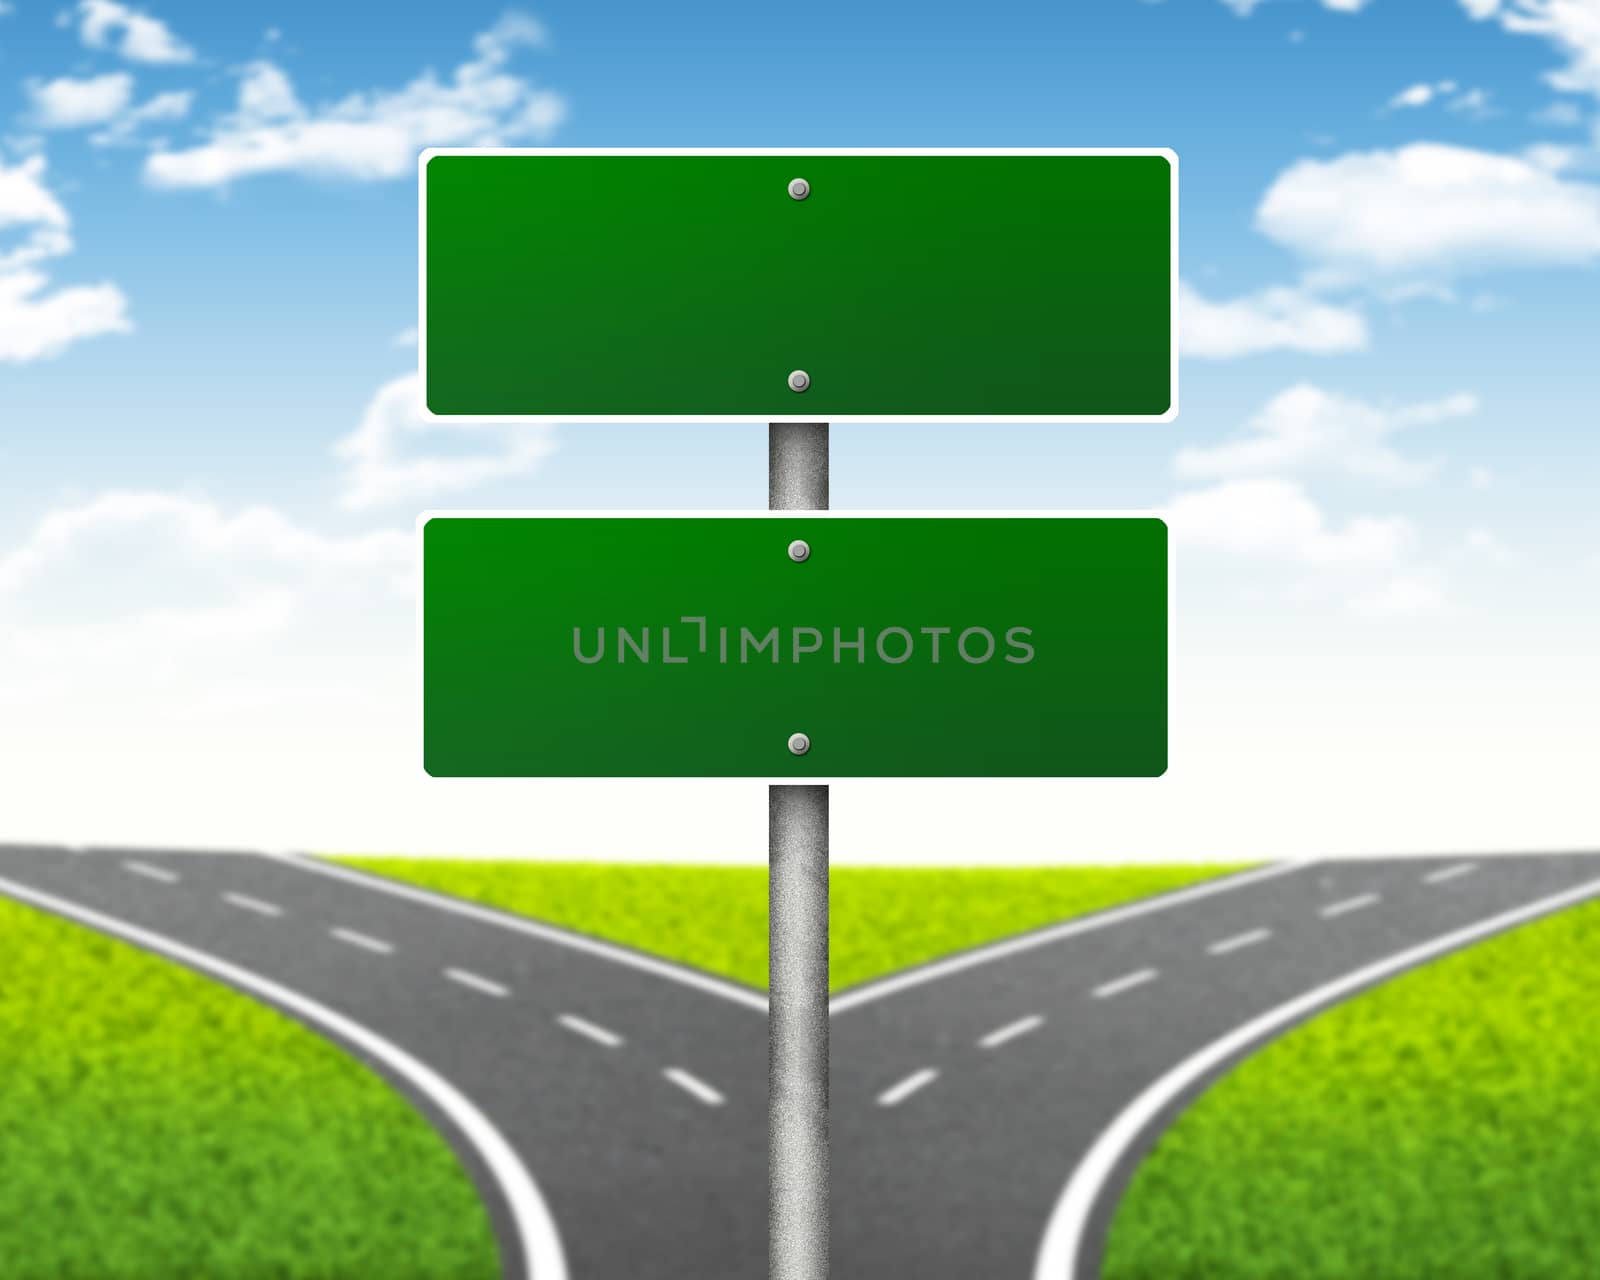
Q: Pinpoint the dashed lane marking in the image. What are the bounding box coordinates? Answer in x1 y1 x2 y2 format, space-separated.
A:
663 1067 725 1106
124 861 179 885
978 1015 1046 1050
1206 927 1273 956
558 1014 624 1048
877 1068 940 1107
446 967 512 998
330 927 395 955
223 892 284 918
1320 893 1380 919
1092 968 1158 1000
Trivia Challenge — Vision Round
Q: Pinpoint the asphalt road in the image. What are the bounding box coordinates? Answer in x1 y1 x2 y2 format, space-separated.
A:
6 847 1599 1280
0 844 770 1280
827 852 1600 1280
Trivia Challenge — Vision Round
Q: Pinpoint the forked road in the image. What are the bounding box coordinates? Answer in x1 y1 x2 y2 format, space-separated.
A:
827 853 1600 1280
7 847 1600 1280
0 845 770 1280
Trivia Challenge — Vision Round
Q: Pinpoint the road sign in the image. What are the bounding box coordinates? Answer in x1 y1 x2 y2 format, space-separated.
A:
421 513 1167 779
420 148 1176 423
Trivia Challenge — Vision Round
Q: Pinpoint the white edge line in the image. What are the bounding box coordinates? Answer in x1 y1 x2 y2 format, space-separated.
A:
265 853 769 1014
877 1067 940 1107
0 874 565 1280
830 862 1312 1014
1033 875 1600 1280
557 1014 624 1048
662 1067 725 1106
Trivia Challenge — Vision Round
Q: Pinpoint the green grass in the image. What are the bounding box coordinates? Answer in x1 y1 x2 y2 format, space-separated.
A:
1102 897 1600 1280
0 897 500 1280
335 857 1244 992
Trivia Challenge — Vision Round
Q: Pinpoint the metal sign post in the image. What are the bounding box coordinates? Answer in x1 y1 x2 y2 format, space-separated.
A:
768 423 830 1280
418 148 1176 1280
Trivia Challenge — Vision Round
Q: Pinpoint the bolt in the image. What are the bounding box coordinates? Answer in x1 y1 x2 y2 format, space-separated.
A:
788 177 810 201
788 732 811 757
787 539 811 563
788 369 810 393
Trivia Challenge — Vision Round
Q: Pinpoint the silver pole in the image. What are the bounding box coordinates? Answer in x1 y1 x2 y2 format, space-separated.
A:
769 422 829 1280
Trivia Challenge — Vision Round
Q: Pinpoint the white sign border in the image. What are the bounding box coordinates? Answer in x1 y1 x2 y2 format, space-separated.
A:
417 148 1179 425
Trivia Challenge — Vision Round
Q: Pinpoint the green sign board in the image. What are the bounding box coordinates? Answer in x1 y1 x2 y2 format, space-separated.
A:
421 515 1167 779
420 149 1176 423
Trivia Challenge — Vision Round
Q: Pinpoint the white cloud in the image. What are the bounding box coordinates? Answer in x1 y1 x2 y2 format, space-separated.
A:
1170 478 1414 567
89 89 193 148
1220 0 1371 13
1463 0 1600 100
145 13 566 189
1467 463 1497 489
1179 281 1368 357
334 372 558 511
0 156 131 361
1258 143 1600 284
76 0 195 64
1175 383 1477 485
27 72 135 128
0 491 411 598
0 492 412 736
1389 82 1442 109
0 269 131 361
1463 527 1517 564
1534 99 1585 124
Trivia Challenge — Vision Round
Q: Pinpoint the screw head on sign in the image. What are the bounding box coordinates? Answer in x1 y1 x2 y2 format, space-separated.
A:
788 369 811 393
788 177 810 201
787 539 811 563
788 732 812 757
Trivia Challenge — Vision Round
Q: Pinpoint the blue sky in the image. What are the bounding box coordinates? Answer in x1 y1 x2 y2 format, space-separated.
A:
1 0 1597 862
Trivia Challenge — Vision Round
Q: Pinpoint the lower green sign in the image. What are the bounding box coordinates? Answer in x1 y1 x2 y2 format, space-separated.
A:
422 515 1167 778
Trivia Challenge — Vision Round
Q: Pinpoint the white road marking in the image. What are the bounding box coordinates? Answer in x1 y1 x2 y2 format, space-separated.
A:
878 1068 940 1107
557 1014 624 1048
0 874 568 1280
1206 927 1273 956
1423 862 1478 886
662 1067 725 1107
831 862 1314 1014
446 967 512 998
1320 892 1380 919
270 853 769 1014
979 1015 1045 1050
124 860 179 884
331 927 395 955
1032 874 1600 1280
1092 968 1158 999
223 892 284 918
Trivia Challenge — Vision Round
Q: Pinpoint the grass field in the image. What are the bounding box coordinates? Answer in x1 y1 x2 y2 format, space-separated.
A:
0 897 499 1280
337 857 1243 991
1101 897 1600 1280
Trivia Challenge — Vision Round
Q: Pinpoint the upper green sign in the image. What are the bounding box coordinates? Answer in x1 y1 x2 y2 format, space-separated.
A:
420 149 1176 423
421 514 1167 779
